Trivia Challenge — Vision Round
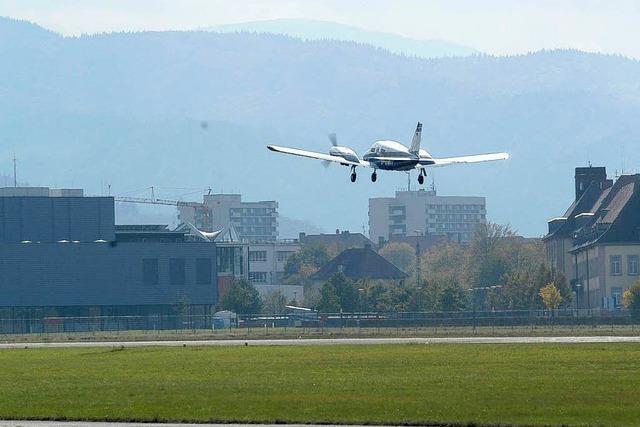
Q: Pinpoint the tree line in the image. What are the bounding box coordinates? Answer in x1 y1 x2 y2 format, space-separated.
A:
217 223 579 315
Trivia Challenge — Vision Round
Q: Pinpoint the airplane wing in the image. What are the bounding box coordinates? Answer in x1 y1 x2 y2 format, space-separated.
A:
424 152 509 167
267 145 369 167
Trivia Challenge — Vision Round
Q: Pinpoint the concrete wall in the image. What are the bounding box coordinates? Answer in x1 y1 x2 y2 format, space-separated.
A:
603 245 640 306
254 284 304 302
572 244 640 308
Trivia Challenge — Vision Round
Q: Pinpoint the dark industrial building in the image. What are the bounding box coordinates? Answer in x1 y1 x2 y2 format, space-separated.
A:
0 188 245 331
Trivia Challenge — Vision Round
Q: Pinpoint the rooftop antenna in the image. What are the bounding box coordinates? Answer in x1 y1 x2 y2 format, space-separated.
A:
12 154 17 187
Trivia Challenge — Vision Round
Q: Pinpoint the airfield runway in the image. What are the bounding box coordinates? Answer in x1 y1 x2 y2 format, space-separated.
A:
1 336 640 349
0 423 390 427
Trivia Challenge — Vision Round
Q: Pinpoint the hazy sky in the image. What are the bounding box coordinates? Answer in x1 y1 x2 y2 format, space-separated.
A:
1 0 639 58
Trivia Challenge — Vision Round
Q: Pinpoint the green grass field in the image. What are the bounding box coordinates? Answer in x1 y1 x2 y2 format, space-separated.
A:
1 344 639 426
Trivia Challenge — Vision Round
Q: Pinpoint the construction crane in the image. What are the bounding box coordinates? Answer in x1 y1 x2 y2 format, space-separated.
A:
114 186 212 230
115 195 205 208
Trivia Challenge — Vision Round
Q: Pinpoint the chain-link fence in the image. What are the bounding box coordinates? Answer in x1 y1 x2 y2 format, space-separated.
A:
1 309 639 336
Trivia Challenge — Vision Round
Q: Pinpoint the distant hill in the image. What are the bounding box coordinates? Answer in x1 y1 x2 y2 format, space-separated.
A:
207 19 478 58
1 17 640 236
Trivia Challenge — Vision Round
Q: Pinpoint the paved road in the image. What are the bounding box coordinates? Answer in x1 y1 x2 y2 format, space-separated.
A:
2 336 640 349
0 422 388 427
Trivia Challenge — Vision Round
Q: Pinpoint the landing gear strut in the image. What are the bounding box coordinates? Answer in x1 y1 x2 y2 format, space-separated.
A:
418 168 426 185
371 171 377 182
350 166 357 183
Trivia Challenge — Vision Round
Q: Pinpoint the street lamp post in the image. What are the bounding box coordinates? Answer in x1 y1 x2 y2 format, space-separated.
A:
357 288 365 330
575 283 582 317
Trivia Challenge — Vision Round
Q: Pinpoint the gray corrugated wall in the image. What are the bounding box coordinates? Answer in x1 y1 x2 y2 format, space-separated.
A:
0 197 115 243
0 242 217 307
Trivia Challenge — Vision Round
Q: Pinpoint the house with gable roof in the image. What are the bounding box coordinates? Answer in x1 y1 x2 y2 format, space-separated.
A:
544 166 640 309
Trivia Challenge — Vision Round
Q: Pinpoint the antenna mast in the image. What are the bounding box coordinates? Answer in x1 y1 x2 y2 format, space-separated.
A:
13 155 17 187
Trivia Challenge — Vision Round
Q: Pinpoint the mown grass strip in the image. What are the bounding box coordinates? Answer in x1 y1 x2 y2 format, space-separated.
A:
0 343 638 426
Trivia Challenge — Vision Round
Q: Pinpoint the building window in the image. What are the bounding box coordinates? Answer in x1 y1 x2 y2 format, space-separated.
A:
170 258 186 285
611 287 623 308
610 255 622 276
249 250 267 262
628 255 639 275
217 247 234 274
234 247 244 276
249 272 267 283
277 251 295 262
142 258 159 286
196 258 212 285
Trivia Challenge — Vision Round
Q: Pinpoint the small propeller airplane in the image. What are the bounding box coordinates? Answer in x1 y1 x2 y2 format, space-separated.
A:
267 122 509 183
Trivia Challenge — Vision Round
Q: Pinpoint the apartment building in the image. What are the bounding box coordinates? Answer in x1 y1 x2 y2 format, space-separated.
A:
179 193 278 242
369 189 486 245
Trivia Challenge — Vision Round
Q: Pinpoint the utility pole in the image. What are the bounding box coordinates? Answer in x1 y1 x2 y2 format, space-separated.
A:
415 240 421 288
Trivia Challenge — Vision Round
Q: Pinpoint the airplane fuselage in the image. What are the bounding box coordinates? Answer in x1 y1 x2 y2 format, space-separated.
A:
362 140 433 171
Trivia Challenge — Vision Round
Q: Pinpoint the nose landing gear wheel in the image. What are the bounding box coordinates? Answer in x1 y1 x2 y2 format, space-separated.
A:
350 173 357 182
371 172 377 182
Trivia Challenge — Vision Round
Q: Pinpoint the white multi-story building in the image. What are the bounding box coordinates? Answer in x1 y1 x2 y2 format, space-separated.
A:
179 193 278 242
369 189 486 245
247 239 302 301
247 239 300 285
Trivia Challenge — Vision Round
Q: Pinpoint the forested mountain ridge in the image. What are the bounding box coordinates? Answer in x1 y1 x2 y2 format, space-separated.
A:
1 17 639 236
207 18 478 58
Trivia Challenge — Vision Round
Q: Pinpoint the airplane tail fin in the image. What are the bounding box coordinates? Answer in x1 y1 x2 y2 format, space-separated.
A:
409 122 422 154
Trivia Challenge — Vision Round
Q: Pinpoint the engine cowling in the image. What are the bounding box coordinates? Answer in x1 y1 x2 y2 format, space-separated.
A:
418 148 432 160
329 146 360 163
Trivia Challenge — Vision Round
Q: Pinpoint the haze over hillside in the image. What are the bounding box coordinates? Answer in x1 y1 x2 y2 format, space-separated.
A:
1 17 640 236
207 19 478 58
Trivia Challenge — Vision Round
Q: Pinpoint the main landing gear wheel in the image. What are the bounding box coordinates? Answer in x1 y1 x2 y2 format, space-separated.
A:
350 173 357 182
418 168 426 185
371 171 377 182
